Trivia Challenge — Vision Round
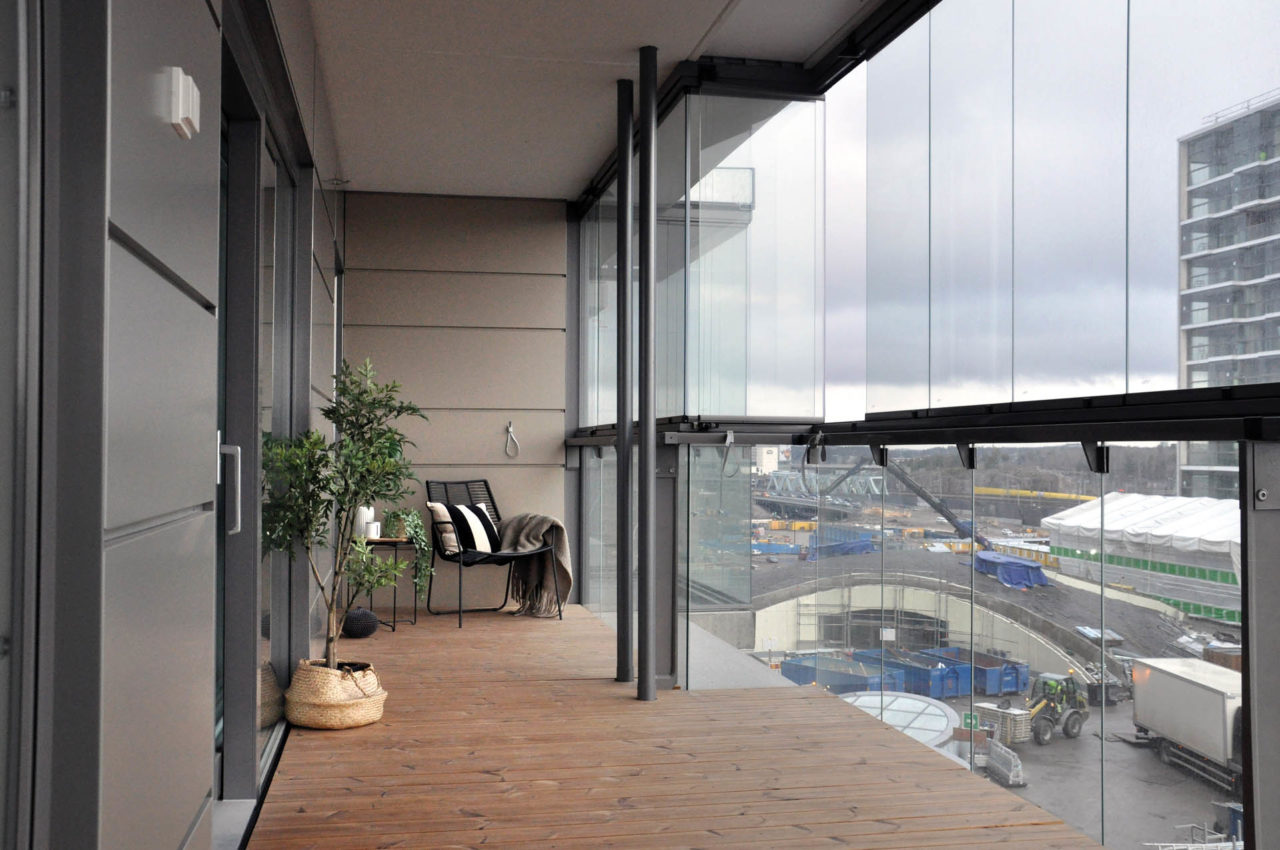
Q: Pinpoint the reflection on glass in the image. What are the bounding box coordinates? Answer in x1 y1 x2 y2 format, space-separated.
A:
579 184 623 430
579 201 600 427
866 16 929 413
929 0 1013 408
1132 0 1280 393
1013 1 1127 401
598 183 618 426
580 447 618 616
656 102 687 419
687 445 752 607
688 95 823 418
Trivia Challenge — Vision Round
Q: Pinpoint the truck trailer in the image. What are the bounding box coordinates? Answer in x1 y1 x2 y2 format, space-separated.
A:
1131 657 1243 794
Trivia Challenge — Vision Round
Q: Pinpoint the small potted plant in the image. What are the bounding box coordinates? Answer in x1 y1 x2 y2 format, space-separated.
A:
262 359 426 729
382 506 434 601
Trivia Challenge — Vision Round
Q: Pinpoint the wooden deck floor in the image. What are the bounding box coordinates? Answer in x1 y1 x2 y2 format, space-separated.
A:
249 605 1098 849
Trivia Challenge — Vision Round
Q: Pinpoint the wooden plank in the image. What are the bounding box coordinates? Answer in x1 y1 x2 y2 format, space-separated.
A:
248 605 1099 849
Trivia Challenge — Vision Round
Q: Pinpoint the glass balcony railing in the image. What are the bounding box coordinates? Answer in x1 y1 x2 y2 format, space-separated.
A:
1188 332 1280 361
1184 297 1280 324
1188 139 1280 187
1182 214 1280 255
647 435 1247 848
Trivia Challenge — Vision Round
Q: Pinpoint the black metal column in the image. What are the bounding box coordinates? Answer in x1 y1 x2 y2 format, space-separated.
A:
636 45 657 701
616 79 635 684
1241 441 1279 848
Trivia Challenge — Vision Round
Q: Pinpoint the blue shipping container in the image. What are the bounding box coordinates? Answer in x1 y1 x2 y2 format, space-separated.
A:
921 646 1029 695
780 655 905 694
849 649 971 699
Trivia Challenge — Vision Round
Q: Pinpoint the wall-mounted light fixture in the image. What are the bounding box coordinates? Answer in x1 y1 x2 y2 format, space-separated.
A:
166 66 200 139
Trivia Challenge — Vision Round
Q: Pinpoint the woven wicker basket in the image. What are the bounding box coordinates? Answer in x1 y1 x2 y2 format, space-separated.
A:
258 662 284 728
285 659 387 729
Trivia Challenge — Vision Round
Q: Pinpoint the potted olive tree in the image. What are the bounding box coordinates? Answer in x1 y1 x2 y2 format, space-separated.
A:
262 359 426 728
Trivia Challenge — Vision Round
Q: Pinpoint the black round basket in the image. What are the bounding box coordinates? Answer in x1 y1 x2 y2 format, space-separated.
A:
342 607 379 639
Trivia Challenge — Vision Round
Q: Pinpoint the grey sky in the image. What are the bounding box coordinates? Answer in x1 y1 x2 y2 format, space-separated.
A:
839 0 1280 418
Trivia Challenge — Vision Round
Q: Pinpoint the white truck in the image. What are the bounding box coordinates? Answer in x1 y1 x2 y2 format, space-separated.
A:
1132 657 1243 794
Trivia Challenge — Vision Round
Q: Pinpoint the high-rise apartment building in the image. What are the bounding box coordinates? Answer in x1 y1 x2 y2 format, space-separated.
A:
1179 93 1280 497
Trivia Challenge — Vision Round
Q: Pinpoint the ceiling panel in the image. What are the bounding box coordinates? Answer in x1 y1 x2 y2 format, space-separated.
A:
307 0 876 199
701 0 877 65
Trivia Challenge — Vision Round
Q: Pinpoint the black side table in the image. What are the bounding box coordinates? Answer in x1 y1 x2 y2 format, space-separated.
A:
362 537 422 631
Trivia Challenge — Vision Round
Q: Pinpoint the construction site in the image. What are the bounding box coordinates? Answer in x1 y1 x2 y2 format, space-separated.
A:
683 449 1246 848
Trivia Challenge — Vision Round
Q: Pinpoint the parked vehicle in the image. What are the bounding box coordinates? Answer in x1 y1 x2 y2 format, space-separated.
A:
1132 657 1243 794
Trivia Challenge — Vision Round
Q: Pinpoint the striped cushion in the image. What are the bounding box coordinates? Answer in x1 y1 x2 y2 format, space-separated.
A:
427 502 500 556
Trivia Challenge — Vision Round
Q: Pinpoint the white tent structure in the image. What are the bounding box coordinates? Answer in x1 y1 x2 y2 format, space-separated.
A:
1041 492 1241 623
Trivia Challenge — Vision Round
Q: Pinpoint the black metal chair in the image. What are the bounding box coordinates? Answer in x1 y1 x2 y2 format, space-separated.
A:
424 479 561 627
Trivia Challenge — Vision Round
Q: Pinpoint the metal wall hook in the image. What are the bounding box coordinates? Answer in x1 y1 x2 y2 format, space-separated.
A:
719 430 738 479
505 421 520 458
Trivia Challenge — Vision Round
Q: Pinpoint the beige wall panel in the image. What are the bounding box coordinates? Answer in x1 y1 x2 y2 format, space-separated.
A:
344 269 565 329
405 466 565 521
344 326 565 410
346 193 567 275
401 409 565 466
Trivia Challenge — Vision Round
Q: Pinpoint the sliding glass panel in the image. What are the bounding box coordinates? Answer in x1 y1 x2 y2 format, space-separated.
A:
844 450 972 768
687 95 824 418
686 444 752 611
1104 442 1244 848
929 0 1013 408
866 16 930 413
871 449 974 760
1012 1 1127 401
977 445 1102 843
1131 0 1280 392
825 66 869 423
781 447 882 695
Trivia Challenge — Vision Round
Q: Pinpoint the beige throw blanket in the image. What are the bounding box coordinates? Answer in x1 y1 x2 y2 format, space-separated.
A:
500 513 572 617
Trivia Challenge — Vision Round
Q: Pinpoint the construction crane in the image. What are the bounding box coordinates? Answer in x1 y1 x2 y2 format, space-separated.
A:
885 460 992 550
792 453 989 549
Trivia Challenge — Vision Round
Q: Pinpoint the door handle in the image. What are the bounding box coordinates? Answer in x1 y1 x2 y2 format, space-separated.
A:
220 443 243 535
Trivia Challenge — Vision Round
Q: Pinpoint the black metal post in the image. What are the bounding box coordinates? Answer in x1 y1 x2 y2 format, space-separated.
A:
616 79 635 684
1241 441 1279 848
637 46 657 701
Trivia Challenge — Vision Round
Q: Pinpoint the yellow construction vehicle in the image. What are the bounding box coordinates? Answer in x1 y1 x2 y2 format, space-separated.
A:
1026 672 1090 745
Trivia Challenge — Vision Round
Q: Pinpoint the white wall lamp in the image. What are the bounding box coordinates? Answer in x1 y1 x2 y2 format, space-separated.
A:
166 66 200 140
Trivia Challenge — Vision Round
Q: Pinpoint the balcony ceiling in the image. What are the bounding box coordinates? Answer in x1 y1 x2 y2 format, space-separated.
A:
309 0 880 200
